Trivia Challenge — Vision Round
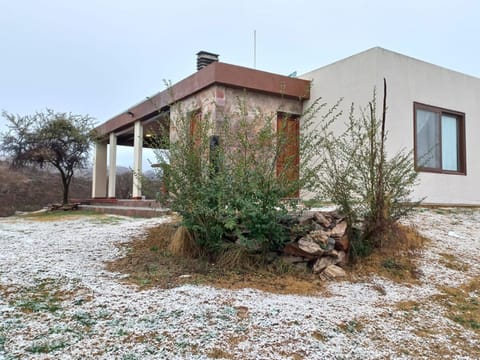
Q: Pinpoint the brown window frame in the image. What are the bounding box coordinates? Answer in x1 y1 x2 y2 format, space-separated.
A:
413 102 466 175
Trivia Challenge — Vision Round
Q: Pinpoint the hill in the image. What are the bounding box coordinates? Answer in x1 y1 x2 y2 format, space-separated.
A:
0 161 91 217
0 161 163 217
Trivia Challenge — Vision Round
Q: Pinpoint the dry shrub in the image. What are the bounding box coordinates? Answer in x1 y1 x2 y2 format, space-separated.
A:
381 222 428 252
168 226 200 258
215 245 261 270
351 223 428 283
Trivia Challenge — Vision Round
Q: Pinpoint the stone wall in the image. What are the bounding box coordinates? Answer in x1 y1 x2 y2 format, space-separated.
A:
169 85 304 142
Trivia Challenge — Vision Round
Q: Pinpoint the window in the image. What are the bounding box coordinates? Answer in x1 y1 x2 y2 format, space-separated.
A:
414 102 466 174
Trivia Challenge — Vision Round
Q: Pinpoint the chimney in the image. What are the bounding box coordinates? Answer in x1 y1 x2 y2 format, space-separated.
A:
197 51 219 71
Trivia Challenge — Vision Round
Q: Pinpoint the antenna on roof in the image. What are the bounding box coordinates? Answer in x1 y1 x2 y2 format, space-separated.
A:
253 30 256 69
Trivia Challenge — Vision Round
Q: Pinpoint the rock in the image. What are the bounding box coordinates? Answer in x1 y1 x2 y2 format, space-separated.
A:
308 230 329 246
298 238 324 256
281 256 306 264
293 262 308 271
335 234 350 252
324 249 339 258
312 222 324 231
283 243 319 260
330 221 347 239
336 250 348 267
326 237 336 251
313 212 331 228
297 213 314 226
313 256 338 273
319 265 347 280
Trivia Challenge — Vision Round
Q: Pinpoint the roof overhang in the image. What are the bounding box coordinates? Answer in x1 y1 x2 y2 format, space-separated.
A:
95 62 311 138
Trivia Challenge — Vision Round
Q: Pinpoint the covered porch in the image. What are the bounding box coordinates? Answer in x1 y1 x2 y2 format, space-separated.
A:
91 109 169 200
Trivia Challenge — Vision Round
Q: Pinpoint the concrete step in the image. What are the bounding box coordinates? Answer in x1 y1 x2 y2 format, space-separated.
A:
79 204 170 218
115 199 160 208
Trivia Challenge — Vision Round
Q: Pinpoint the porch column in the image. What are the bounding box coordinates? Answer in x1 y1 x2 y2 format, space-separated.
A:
92 141 107 198
132 120 143 198
108 133 117 198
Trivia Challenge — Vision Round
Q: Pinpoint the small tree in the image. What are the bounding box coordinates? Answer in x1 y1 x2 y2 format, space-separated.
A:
1 109 96 204
316 80 420 256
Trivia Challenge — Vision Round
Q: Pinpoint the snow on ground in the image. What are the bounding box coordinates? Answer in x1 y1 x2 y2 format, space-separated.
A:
0 209 479 359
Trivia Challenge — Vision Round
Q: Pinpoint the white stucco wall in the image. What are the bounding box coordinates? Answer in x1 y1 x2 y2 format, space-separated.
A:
301 47 480 205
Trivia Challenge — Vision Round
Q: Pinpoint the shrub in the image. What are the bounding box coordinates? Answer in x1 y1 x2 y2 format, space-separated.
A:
153 94 339 257
316 80 420 256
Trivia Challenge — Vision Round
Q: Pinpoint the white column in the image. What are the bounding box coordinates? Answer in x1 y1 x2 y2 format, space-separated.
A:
108 133 117 198
92 141 107 198
132 120 143 198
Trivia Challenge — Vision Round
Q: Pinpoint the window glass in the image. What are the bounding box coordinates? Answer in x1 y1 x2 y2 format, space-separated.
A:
416 109 440 168
441 115 458 171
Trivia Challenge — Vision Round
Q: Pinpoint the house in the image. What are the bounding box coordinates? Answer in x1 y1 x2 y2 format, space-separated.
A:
92 48 480 206
301 47 480 205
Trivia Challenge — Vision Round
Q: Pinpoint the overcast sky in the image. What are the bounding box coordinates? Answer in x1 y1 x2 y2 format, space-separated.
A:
1 0 479 168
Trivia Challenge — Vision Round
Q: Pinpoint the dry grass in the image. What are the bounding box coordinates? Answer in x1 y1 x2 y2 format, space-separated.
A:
438 252 470 272
389 277 480 358
107 221 432 294
168 226 200 258
350 223 429 283
207 348 234 359
433 277 480 333
107 222 326 295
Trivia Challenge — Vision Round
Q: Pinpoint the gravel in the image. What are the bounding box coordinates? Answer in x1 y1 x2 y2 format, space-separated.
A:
0 209 479 359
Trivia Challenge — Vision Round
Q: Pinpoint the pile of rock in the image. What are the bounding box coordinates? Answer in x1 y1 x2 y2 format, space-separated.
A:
283 210 349 280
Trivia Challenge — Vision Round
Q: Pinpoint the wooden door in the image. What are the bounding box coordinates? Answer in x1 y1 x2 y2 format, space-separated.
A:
277 114 299 197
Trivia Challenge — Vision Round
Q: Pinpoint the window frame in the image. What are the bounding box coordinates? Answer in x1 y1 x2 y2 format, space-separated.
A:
413 102 466 175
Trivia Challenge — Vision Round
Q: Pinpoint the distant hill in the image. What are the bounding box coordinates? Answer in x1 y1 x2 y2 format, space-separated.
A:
76 165 132 178
0 161 163 217
0 161 91 217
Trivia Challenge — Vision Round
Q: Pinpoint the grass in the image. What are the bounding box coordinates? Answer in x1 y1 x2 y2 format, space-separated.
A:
434 277 480 332
88 215 124 225
0 278 92 320
72 311 96 328
438 252 470 272
0 331 5 352
6 278 65 313
27 339 68 353
22 209 99 221
385 277 480 358
338 319 364 333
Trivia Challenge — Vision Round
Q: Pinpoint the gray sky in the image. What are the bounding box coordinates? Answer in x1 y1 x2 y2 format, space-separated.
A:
1 0 479 168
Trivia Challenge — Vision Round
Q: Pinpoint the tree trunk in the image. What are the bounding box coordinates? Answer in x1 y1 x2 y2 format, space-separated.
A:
61 175 71 205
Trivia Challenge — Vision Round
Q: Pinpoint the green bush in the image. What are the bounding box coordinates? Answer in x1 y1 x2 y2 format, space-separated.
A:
154 95 337 256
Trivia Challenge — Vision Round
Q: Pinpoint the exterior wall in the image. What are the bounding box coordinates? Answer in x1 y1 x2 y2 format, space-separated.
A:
301 47 480 205
170 84 303 142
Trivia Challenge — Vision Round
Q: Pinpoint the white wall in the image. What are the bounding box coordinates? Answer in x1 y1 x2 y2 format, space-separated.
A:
301 47 480 205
